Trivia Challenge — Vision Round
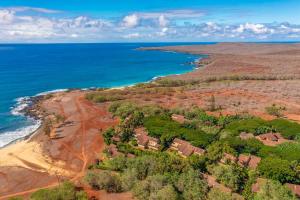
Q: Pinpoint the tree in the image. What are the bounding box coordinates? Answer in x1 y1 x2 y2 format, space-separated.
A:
210 164 247 192
120 168 138 191
103 127 115 145
206 141 236 162
149 185 178 200
84 171 122 193
258 158 297 183
176 168 208 200
254 180 296 200
207 188 233 200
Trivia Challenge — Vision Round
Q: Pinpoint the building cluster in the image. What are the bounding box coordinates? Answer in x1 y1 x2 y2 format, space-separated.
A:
134 127 160 150
221 153 261 170
170 138 205 157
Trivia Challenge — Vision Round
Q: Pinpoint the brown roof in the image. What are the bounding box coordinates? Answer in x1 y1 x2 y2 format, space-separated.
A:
171 114 187 124
135 127 148 137
193 147 206 155
251 178 267 193
258 133 280 141
112 135 121 142
178 143 194 157
238 154 251 167
248 155 261 169
221 153 237 163
107 144 121 158
286 183 300 197
136 134 149 146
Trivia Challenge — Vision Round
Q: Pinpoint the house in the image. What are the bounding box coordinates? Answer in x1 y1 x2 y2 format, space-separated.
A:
136 134 149 149
134 127 160 150
220 153 237 164
202 173 232 193
148 137 160 150
239 132 254 140
194 147 206 156
170 138 205 157
286 183 300 197
248 155 261 169
107 144 121 158
171 114 188 124
238 154 261 169
111 135 121 143
256 133 290 146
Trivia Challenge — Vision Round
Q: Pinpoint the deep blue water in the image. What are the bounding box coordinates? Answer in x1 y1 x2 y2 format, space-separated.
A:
0 43 208 147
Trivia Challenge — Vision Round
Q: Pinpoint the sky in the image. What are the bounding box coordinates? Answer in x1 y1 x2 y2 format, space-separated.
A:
0 0 300 43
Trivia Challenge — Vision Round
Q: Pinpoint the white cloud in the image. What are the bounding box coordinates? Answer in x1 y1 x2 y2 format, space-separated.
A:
0 9 15 24
122 14 139 28
0 7 300 42
158 15 168 27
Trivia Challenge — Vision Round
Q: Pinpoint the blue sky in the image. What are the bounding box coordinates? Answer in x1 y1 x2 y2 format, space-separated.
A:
0 0 300 42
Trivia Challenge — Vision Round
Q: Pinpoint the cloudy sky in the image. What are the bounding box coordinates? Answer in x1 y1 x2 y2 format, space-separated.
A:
0 0 300 43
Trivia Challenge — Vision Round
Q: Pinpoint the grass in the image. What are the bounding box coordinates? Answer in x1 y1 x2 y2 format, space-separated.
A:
223 118 269 136
269 119 300 140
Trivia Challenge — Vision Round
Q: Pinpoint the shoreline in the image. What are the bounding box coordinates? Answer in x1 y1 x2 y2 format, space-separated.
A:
0 52 203 149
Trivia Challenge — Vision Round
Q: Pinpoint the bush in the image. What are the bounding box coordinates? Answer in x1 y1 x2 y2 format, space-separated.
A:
207 188 233 200
103 127 115 145
257 157 297 184
265 104 285 117
254 180 296 200
84 171 122 193
209 164 247 192
30 182 87 200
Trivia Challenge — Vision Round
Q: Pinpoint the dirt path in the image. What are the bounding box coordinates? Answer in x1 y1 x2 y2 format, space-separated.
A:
0 91 118 199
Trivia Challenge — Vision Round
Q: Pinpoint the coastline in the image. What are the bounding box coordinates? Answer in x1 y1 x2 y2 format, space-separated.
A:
0 51 203 149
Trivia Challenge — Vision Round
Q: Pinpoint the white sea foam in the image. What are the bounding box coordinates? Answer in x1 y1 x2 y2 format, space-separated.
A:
0 120 41 148
11 96 31 116
35 88 68 96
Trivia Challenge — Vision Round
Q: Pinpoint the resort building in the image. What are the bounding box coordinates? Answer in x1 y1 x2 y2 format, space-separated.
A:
107 144 121 158
134 127 160 150
286 183 300 197
256 133 290 146
170 138 205 157
220 153 238 164
238 154 261 169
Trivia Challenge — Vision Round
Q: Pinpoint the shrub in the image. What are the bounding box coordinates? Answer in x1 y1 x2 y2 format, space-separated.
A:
257 157 297 184
30 182 87 200
207 188 233 200
103 127 115 145
84 171 122 193
224 118 269 136
254 180 297 200
265 104 285 117
209 164 247 192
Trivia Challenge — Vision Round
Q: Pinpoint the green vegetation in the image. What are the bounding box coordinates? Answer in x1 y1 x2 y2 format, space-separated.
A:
265 104 286 117
253 180 296 200
209 164 247 192
30 182 87 200
144 115 215 148
269 119 300 140
85 153 209 200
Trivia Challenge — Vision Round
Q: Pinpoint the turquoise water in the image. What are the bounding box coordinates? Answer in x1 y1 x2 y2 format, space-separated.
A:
0 43 207 147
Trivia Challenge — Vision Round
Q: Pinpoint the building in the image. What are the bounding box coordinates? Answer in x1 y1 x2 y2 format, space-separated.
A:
134 127 160 150
170 138 205 157
286 183 300 197
256 133 290 146
220 153 237 164
107 144 121 158
238 154 261 169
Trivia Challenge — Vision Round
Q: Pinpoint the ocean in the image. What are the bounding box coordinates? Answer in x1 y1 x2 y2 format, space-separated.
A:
0 43 208 147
